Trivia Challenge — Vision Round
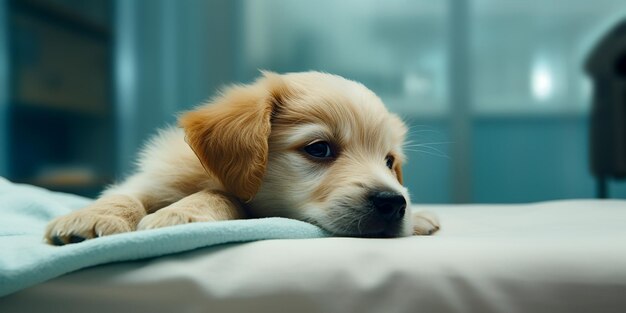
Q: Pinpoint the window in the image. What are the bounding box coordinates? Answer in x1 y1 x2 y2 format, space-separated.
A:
240 0 449 116
471 0 626 115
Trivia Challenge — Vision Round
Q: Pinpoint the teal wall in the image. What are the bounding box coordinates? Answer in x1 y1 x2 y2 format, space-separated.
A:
401 117 626 204
0 0 7 178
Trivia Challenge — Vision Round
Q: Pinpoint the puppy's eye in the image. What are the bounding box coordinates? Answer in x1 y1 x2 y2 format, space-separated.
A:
304 141 334 159
385 155 394 169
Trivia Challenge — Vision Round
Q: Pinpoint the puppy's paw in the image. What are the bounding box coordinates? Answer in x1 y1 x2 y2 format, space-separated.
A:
412 211 440 236
45 211 133 245
44 195 145 245
137 209 210 230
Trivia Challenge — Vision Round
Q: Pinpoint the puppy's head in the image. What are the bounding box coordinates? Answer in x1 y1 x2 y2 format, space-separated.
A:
180 71 411 237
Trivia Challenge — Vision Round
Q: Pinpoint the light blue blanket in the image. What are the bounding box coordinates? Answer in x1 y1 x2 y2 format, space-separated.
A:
0 177 328 296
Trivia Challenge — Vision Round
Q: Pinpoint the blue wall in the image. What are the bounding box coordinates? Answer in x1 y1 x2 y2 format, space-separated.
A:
474 118 592 202
0 0 7 178
402 117 626 203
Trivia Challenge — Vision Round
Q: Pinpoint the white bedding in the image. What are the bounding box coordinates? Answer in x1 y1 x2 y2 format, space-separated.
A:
2 200 626 313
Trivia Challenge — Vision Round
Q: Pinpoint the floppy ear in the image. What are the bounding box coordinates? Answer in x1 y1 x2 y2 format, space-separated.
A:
389 113 407 185
179 73 290 202
393 162 404 185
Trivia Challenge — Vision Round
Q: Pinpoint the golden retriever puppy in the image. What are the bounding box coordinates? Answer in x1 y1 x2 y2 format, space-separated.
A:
45 71 439 245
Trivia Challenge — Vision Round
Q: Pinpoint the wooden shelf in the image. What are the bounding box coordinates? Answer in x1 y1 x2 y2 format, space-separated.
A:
3 0 115 199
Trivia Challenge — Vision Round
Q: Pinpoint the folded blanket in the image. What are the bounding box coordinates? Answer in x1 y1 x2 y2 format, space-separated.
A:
0 177 328 296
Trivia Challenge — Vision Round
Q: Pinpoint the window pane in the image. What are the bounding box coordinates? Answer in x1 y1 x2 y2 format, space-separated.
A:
241 0 449 116
471 0 626 115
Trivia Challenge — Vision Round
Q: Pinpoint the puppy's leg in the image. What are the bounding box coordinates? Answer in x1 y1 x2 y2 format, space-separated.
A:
137 190 245 230
44 128 215 245
412 211 440 235
45 195 147 245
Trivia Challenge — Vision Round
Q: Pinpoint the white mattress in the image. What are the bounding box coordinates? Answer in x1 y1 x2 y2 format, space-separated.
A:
2 200 626 313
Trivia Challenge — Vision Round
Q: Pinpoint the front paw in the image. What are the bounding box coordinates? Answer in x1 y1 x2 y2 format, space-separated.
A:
137 209 210 230
412 211 440 235
45 211 133 245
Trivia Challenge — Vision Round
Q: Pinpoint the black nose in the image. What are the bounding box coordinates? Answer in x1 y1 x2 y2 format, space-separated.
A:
369 191 407 222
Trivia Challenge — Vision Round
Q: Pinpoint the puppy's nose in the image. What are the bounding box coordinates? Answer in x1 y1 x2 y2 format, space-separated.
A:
369 191 407 222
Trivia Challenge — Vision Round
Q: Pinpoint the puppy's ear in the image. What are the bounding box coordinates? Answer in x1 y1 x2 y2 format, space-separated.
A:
389 113 407 185
393 162 403 185
179 72 290 201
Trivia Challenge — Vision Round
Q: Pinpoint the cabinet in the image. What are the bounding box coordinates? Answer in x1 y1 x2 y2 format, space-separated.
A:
3 0 114 197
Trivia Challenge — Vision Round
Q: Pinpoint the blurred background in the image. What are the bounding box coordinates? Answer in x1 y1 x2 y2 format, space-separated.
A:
0 0 625 202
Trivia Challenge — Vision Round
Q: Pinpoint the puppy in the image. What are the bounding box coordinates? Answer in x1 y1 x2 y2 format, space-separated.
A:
45 71 439 245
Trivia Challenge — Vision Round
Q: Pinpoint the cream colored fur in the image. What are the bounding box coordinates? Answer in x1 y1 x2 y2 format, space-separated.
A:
45 71 439 245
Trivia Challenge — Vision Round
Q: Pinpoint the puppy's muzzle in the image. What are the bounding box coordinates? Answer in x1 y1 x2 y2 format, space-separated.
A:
369 191 407 222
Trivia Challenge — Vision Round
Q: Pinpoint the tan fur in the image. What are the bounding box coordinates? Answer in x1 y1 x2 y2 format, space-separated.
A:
137 190 245 230
45 195 145 244
44 71 439 245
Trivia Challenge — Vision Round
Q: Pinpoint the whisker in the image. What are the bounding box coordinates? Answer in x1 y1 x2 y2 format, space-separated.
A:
406 144 448 156
404 148 450 159
407 129 443 135
404 141 454 147
357 215 364 234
